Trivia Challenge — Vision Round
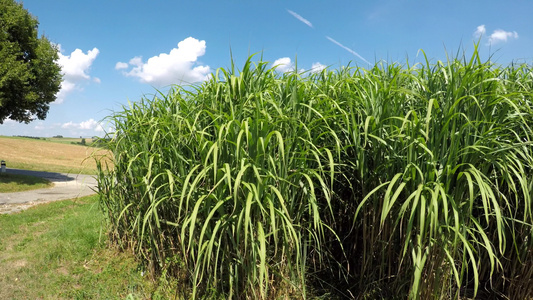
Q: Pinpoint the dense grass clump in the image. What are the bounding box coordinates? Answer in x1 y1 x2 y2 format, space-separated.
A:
97 48 532 299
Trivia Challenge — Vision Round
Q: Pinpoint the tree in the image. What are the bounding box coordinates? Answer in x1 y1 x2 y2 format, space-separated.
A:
0 0 62 124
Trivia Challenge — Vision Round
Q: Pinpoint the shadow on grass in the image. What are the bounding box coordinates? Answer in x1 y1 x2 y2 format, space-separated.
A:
5 168 77 182
0 173 52 193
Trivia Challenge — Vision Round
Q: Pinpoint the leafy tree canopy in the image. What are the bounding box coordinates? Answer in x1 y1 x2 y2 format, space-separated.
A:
0 0 62 124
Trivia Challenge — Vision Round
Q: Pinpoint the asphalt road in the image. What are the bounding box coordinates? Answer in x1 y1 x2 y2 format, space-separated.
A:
0 168 97 214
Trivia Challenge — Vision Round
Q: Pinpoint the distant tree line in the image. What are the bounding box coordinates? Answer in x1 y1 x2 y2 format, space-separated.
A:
13 135 44 140
89 137 111 148
71 138 86 146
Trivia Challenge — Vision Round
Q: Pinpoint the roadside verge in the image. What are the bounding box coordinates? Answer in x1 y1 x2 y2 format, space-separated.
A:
0 168 97 214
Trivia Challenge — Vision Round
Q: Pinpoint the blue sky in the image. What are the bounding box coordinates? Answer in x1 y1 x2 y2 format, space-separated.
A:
2 0 531 137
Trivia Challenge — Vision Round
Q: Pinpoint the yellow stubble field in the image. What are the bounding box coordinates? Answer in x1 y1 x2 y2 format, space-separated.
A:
0 136 110 174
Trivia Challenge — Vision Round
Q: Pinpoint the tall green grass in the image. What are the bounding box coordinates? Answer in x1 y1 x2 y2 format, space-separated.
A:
96 47 532 299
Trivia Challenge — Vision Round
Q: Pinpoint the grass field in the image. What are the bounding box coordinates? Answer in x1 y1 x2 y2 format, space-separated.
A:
0 195 176 299
0 136 108 175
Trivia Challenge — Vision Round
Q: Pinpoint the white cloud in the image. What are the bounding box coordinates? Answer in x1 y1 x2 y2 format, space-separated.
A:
272 57 295 73
61 121 76 129
474 25 519 45
58 47 99 80
115 62 128 70
272 59 328 74
119 37 212 86
310 62 326 73
129 56 143 66
93 77 101 83
56 46 100 103
489 29 519 44
56 81 76 103
79 118 99 130
61 118 103 132
325 36 371 65
287 9 313 28
474 25 486 38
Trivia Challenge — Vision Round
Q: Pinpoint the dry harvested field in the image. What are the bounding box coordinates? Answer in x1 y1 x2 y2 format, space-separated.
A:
0 136 109 174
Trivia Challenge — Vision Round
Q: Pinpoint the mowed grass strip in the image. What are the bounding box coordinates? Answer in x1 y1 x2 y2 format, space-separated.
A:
0 195 175 299
46 137 95 145
0 136 109 175
0 173 52 193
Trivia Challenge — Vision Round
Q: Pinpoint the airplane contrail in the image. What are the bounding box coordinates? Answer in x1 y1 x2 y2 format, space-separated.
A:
287 9 313 28
325 36 371 65
286 9 370 65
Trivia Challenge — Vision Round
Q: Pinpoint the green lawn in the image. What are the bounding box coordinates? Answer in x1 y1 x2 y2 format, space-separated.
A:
0 196 176 299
